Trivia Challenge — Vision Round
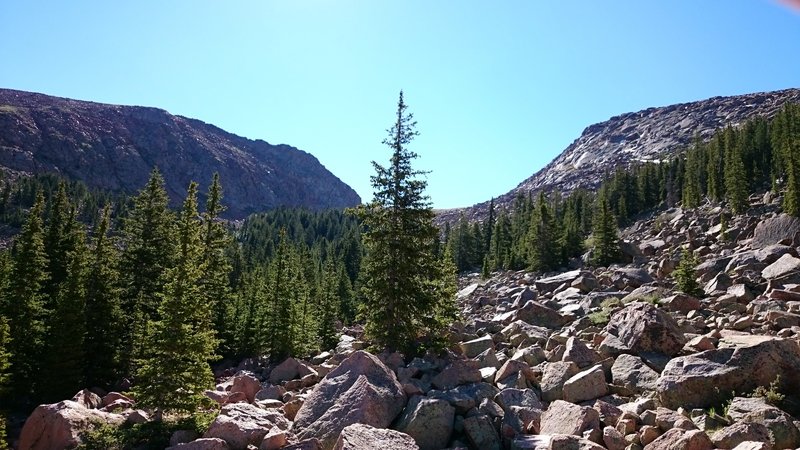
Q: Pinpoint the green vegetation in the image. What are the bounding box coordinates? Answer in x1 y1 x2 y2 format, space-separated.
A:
77 410 216 450
355 91 456 353
674 248 702 297
750 375 786 407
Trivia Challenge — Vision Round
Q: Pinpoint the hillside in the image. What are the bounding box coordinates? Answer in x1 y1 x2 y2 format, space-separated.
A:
0 89 361 218
439 88 800 222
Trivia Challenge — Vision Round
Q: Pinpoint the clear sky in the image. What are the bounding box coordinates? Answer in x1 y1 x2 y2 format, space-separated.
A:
1 1 799 209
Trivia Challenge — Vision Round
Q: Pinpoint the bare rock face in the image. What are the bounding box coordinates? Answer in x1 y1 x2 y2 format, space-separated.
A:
292 351 407 450
333 424 419 450
0 89 361 218
19 400 126 450
439 89 800 223
656 337 800 410
604 302 686 357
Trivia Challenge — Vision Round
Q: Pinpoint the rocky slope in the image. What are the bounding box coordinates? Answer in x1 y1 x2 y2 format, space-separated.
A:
0 89 361 218
19 194 800 449
440 88 800 222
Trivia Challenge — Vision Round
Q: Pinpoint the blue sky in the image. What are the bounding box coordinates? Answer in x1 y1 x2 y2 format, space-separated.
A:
1 1 799 208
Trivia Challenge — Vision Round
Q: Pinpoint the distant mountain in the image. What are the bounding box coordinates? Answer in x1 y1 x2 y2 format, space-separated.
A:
439 88 800 222
0 89 361 218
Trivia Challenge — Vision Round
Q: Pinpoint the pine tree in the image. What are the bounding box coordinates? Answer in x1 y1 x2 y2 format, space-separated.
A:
355 91 456 353
84 205 124 388
134 182 216 413
590 192 620 267
200 173 233 354
6 193 49 405
119 168 176 373
317 258 340 351
41 225 88 402
527 192 559 272
0 317 9 450
724 139 749 214
43 182 75 307
784 142 800 217
266 230 298 360
674 248 702 297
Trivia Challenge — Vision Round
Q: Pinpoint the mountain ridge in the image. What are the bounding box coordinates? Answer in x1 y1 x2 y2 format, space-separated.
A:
438 88 800 222
0 88 361 218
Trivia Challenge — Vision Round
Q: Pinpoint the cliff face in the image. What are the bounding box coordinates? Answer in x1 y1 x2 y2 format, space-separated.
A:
0 89 361 218
439 88 800 222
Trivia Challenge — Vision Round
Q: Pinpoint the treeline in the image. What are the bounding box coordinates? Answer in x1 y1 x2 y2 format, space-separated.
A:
222 207 362 361
0 170 366 415
0 172 131 229
444 103 800 274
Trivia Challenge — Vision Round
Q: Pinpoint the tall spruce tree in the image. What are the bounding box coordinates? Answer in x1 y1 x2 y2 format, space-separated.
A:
266 230 299 360
526 192 559 272
134 182 215 413
0 315 9 450
355 91 456 353
41 224 88 403
200 173 233 353
591 192 620 267
724 140 749 214
119 168 176 373
84 205 124 388
6 193 48 405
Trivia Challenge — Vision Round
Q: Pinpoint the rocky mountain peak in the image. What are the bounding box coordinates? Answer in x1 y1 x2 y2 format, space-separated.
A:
439 88 800 223
0 89 361 218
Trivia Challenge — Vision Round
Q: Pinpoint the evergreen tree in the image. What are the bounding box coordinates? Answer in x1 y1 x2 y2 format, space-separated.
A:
784 143 800 217
134 182 215 413
317 258 340 351
674 248 702 297
200 173 233 354
559 199 583 263
355 91 456 353
526 192 559 272
41 226 88 402
724 138 749 214
6 193 48 405
266 230 298 360
488 209 512 270
682 147 703 208
590 192 620 267
0 317 8 450
43 183 75 307
84 205 124 388
119 168 176 373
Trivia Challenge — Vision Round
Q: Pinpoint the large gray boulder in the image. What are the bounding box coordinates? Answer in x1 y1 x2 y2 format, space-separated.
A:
726 396 800 449
539 400 600 436
604 302 686 357
751 214 800 249
541 361 579 402
333 424 419 450
292 351 407 450
19 400 126 450
611 354 660 394
643 429 713 450
656 337 800 409
511 300 571 329
761 253 800 280
393 396 455 450
203 403 290 450
562 365 608 403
